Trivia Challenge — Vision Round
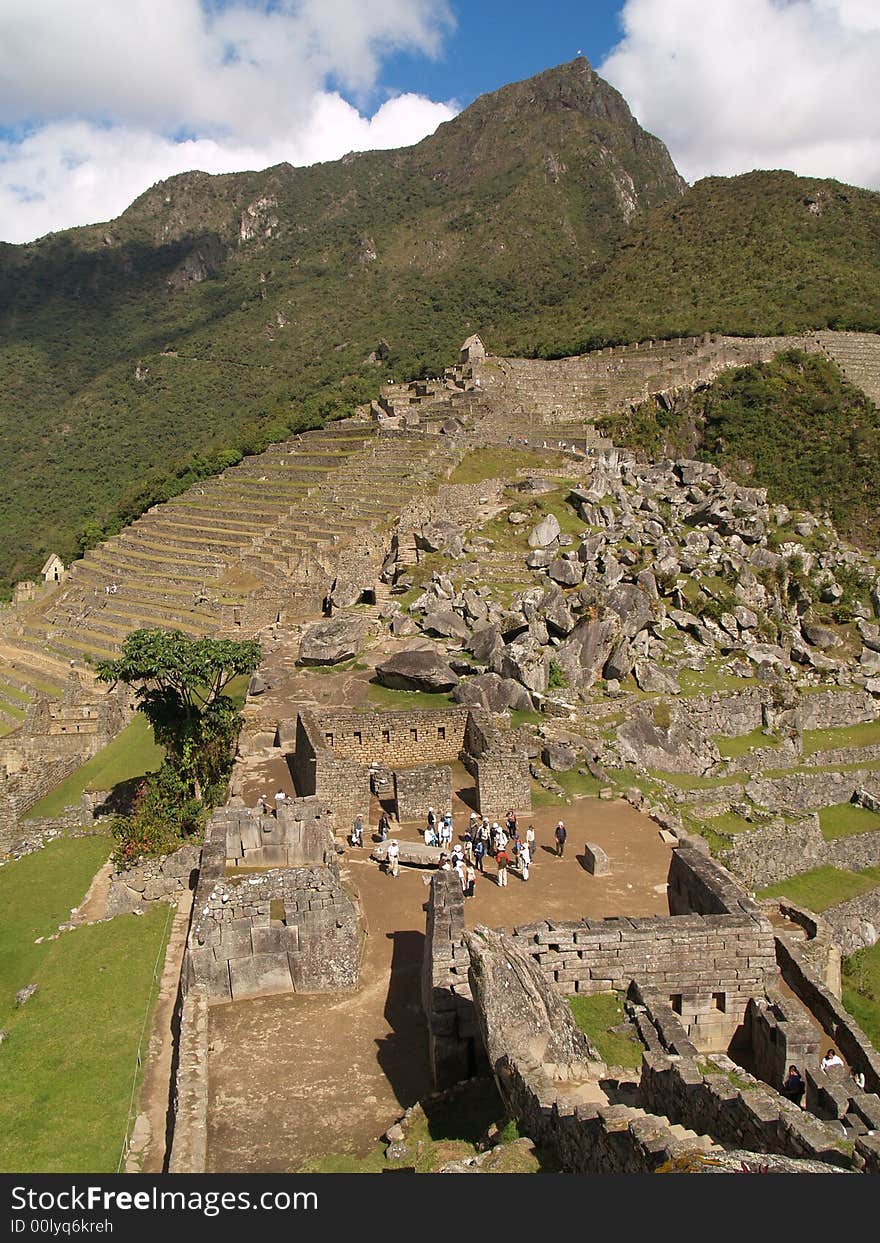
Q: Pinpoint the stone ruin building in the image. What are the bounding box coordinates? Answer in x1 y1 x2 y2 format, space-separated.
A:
284 705 531 825
422 839 880 1174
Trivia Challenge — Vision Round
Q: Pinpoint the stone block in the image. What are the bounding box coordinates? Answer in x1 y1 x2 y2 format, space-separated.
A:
228 953 294 1000
582 843 610 876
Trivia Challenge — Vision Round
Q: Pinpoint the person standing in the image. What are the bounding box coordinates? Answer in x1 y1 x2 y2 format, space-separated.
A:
525 823 536 863
351 815 364 847
464 863 476 898
274 789 287 817
781 1066 805 1106
555 820 567 858
377 811 390 842
473 836 486 874
386 839 400 878
505 809 517 837
519 842 531 881
257 794 269 816
496 846 509 887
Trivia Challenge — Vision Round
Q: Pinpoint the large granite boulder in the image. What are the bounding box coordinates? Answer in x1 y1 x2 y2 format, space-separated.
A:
554 616 620 689
375 646 459 692
616 709 719 775
298 614 365 665
528 513 561 548
499 637 550 694
466 925 600 1073
453 673 533 713
801 622 842 650
603 583 655 639
417 520 464 556
468 625 505 665
633 661 680 694
548 558 583 587
422 609 471 641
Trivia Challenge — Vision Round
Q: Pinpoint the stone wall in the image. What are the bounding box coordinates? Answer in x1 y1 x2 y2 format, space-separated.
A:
221 799 334 869
291 711 371 825
296 706 469 767
776 933 880 1096
798 688 878 731
0 679 129 852
289 705 531 823
168 985 208 1174
422 846 778 1077
394 765 451 822
821 889 880 955
462 710 532 818
639 1045 853 1168
746 769 880 814
107 844 201 917
421 871 488 1089
742 991 820 1091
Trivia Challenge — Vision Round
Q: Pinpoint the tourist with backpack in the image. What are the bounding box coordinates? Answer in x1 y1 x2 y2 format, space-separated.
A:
555 820 567 857
496 846 510 887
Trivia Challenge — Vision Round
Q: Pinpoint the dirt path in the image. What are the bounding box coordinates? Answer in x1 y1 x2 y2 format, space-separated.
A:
205 797 671 1172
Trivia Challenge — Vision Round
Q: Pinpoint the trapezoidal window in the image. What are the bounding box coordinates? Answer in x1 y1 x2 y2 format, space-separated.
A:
437 726 446 741
382 729 390 744
712 992 726 1013
670 994 683 1015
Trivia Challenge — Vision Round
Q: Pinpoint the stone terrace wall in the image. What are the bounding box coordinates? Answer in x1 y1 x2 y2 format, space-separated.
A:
107 844 201 917
799 689 878 732
723 815 880 892
821 889 880 955
746 770 880 815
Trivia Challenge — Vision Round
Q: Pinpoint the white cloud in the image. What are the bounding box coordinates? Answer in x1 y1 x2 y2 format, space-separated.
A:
0 0 456 242
600 0 880 189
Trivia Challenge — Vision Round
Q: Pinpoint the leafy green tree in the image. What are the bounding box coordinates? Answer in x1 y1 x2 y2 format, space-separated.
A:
96 628 261 802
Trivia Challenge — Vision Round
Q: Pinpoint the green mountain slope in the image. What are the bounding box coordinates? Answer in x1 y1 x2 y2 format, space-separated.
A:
598 349 880 548
0 59 685 587
529 171 880 353
2 59 880 588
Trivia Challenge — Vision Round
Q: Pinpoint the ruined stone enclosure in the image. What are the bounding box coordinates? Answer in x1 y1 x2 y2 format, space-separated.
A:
423 842 880 1173
182 801 359 1004
284 705 531 825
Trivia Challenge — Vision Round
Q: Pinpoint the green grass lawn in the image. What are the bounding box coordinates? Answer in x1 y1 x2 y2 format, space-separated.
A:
0 903 172 1172
552 768 602 800
25 715 164 820
365 683 454 711
568 992 644 1069
448 448 563 485
0 835 111 1020
819 802 880 840
646 769 744 790
757 865 880 913
842 941 880 1053
802 718 880 757
714 728 780 759
678 667 759 696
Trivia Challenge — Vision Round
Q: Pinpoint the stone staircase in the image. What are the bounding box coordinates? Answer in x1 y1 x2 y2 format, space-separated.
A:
0 422 464 702
560 1071 724 1159
816 330 880 407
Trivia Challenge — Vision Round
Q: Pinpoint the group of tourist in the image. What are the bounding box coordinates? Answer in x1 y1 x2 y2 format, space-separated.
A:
345 804 572 896
780 1051 865 1107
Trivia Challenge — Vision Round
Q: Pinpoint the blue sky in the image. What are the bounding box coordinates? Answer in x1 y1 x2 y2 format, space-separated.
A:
375 1 625 111
1 1 878 243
